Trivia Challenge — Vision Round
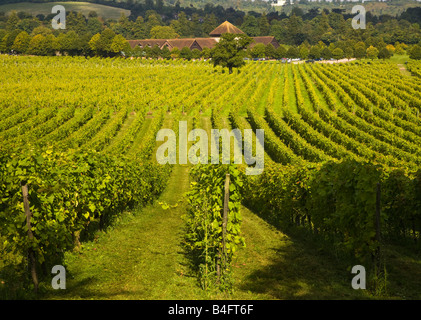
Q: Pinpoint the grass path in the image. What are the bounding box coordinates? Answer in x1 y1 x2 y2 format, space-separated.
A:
42 163 369 300
46 163 204 299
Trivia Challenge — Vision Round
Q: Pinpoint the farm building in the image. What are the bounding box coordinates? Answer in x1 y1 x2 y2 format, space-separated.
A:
128 21 280 52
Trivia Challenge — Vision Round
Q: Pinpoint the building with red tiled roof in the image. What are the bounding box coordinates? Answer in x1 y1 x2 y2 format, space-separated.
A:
128 21 279 52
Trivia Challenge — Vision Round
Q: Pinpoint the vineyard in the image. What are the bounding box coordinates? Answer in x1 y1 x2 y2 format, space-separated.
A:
0 55 421 299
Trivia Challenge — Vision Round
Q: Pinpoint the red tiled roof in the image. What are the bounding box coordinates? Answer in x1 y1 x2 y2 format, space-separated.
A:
128 39 168 49
209 21 244 37
250 36 279 49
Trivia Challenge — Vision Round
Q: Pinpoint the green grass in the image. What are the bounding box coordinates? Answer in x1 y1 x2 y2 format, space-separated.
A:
390 54 411 65
389 54 412 76
43 163 202 300
0 2 130 20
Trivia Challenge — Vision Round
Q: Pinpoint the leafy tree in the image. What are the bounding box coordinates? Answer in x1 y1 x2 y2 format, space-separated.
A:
89 33 101 55
270 19 288 44
12 31 30 54
191 13 204 37
191 48 202 59
0 35 7 53
409 44 421 60
74 12 88 35
130 45 143 58
299 45 309 60
142 45 153 58
241 15 259 37
211 33 253 74
366 45 379 60
113 13 133 39
395 43 406 55
96 28 117 56
344 46 354 59
378 47 391 60
354 42 366 59
146 11 162 36
145 0 154 10
161 46 171 59
265 43 277 59
171 47 180 59
6 11 19 31
286 46 299 59
332 47 344 60
66 12 78 32
258 13 270 36
321 47 332 59
312 12 330 43
150 44 162 59
172 12 191 37
386 44 395 55
287 14 305 45
276 45 287 59
31 26 52 37
87 17 103 35
28 34 50 56
201 47 212 59
2 30 21 53
79 33 92 56
111 34 130 55
251 43 266 58
155 0 164 11
180 46 192 60
309 45 321 59
132 16 147 39
150 26 179 39
88 11 98 18
17 17 40 34
203 14 218 35
57 31 81 56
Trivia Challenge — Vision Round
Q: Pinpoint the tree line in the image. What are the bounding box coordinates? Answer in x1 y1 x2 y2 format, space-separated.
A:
0 2 421 59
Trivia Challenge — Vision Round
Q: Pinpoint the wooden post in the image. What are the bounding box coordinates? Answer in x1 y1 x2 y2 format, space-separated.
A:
21 182 38 294
375 182 382 281
375 183 381 244
217 173 230 284
222 174 230 272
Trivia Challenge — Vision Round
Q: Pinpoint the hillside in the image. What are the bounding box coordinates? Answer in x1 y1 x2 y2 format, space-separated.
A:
281 0 421 16
0 1 130 19
1 0 421 17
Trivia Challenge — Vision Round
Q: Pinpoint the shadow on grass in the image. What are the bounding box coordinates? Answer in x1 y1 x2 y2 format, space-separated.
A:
42 269 145 300
238 205 421 300
238 240 367 300
237 206 373 300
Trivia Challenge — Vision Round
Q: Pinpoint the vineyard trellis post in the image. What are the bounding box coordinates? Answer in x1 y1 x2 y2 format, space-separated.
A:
375 182 381 260
217 173 230 284
374 182 383 289
21 182 38 294
222 173 230 270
